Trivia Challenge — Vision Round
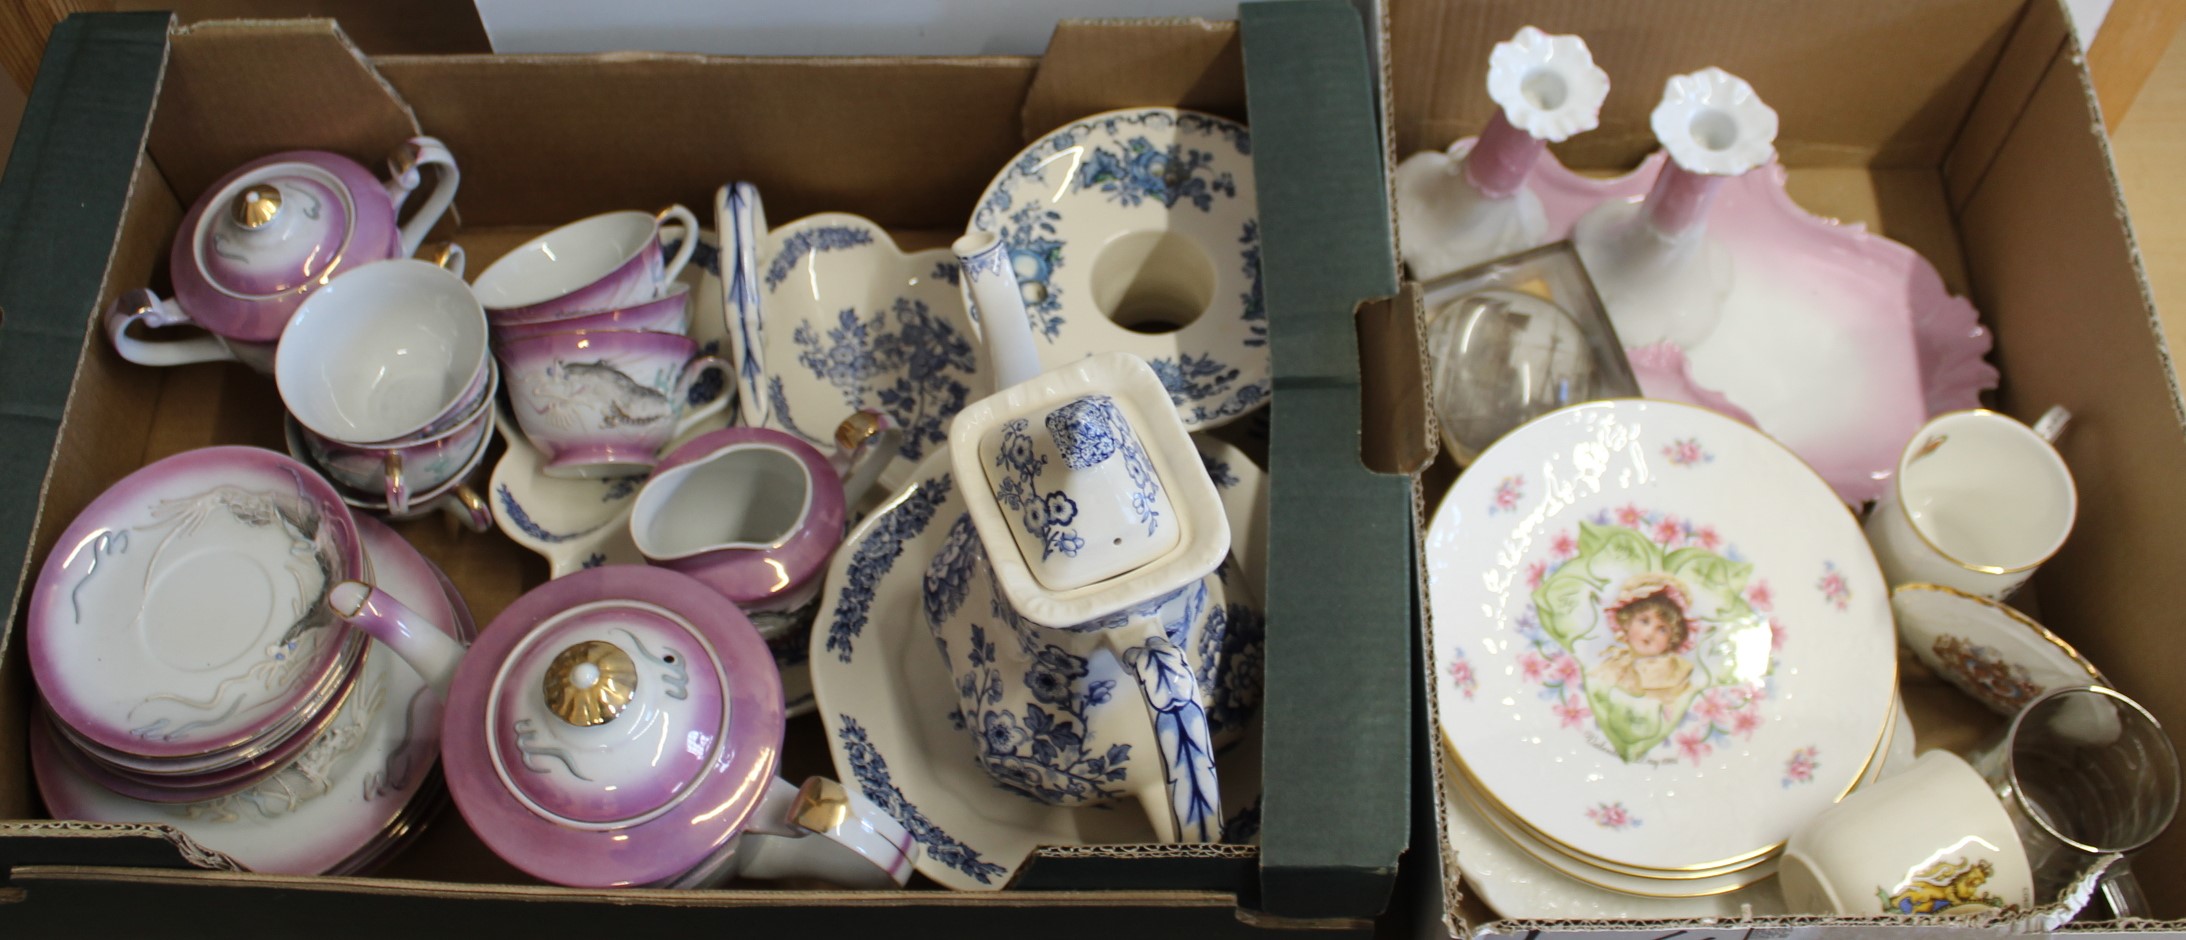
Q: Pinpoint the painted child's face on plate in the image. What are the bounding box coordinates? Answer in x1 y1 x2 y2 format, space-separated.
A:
1624 605 1677 656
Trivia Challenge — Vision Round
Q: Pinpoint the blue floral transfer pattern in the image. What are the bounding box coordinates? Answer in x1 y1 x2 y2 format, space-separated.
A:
964 109 1268 431
998 203 1067 341
989 418 1084 560
1080 136 1237 211
765 225 874 292
823 473 953 663
837 716 1008 884
1198 590 1265 738
925 524 1134 807
496 484 580 544
1238 222 1266 348
790 297 977 465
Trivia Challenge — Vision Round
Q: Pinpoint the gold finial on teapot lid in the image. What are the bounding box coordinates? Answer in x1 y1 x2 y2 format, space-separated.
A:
231 183 283 229
543 641 638 727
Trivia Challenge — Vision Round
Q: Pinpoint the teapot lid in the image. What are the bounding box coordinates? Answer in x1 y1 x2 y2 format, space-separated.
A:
441 565 786 887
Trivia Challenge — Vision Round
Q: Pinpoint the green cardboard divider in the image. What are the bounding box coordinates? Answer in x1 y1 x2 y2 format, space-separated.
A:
1241 0 1411 921
0 12 170 628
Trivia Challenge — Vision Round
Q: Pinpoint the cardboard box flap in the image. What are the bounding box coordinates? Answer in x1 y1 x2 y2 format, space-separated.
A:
1020 18 1245 142
1387 0 2027 170
1956 40 2186 912
1242 0 1410 920
373 52 1038 231
150 19 422 208
1944 0 2069 211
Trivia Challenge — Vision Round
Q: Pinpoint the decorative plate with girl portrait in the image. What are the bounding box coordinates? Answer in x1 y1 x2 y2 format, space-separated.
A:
1428 400 1895 873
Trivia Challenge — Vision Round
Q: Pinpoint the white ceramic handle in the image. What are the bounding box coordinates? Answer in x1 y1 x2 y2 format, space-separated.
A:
389 136 461 258
833 410 903 512
716 182 770 429
730 777 914 887
671 354 734 436
103 289 239 367
2033 405 2072 445
655 204 701 286
953 230 1045 389
328 580 467 694
441 483 494 533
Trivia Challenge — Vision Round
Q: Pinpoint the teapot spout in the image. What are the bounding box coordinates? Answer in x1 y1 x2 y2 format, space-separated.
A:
330 580 467 693
953 230 1046 389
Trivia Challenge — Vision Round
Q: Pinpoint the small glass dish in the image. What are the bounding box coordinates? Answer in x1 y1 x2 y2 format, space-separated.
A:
1420 240 1638 463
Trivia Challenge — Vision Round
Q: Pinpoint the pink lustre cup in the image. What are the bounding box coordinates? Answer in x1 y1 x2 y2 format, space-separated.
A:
473 206 698 324
298 370 499 517
499 329 730 479
491 283 692 344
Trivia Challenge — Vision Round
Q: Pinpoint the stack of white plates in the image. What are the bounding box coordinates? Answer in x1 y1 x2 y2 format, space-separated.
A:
1425 400 1900 914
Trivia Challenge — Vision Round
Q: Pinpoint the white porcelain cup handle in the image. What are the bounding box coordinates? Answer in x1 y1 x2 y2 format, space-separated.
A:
670 354 733 436
383 452 413 517
655 203 701 287
103 288 240 367
388 136 462 258
425 241 467 279
1115 633 1224 844
832 410 903 511
440 483 493 533
2032 405 2071 445
728 777 914 887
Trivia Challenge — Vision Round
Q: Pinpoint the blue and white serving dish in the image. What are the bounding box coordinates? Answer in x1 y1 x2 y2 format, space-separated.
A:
719 183 988 494
810 435 1267 890
967 107 1267 430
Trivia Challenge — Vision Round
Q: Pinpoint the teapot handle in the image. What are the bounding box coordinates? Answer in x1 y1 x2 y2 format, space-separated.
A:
103 289 241 367
329 580 468 694
1116 633 1224 844
726 777 916 888
386 136 461 258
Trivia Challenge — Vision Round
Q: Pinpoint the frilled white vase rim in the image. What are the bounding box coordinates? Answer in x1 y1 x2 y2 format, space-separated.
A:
1485 26 1610 143
1651 66 1779 176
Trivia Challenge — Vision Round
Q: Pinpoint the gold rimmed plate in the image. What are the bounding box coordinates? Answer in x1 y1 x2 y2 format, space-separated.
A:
1428 400 1899 874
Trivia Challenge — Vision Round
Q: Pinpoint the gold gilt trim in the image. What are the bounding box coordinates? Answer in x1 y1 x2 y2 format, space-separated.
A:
543 642 638 727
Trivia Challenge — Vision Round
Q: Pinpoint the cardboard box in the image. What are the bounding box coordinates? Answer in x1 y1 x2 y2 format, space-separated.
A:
0 7 1417 930
1387 0 2186 934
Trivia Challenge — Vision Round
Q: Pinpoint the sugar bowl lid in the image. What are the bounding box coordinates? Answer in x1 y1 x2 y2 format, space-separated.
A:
171 152 389 344
441 565 786 887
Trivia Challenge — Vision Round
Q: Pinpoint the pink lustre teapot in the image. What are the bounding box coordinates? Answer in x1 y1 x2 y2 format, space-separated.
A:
104 137 459 372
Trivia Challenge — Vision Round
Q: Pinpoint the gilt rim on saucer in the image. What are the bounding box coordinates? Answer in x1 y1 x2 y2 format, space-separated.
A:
29 447 367 762
1428 399 1897 873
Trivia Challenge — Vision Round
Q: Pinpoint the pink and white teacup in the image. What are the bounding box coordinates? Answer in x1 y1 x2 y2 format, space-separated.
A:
276 256 490 447
295 371 498 517
499 329 730 478
491 283 691 345
472 206 699 324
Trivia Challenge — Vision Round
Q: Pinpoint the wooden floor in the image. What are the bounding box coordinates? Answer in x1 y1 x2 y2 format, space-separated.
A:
2111 23 2186 361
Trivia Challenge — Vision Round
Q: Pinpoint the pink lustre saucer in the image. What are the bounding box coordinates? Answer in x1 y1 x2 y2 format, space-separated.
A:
1427 400 1896 872
29 447 367 763
1397 145 1996 503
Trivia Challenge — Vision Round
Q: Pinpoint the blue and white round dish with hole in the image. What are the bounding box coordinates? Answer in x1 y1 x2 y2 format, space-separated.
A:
966 108 1266 430
810 435 1266 890
718 183 989 495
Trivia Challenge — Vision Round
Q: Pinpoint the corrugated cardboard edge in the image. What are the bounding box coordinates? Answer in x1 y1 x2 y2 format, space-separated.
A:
1020 18 1244 142
0 821 242 872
